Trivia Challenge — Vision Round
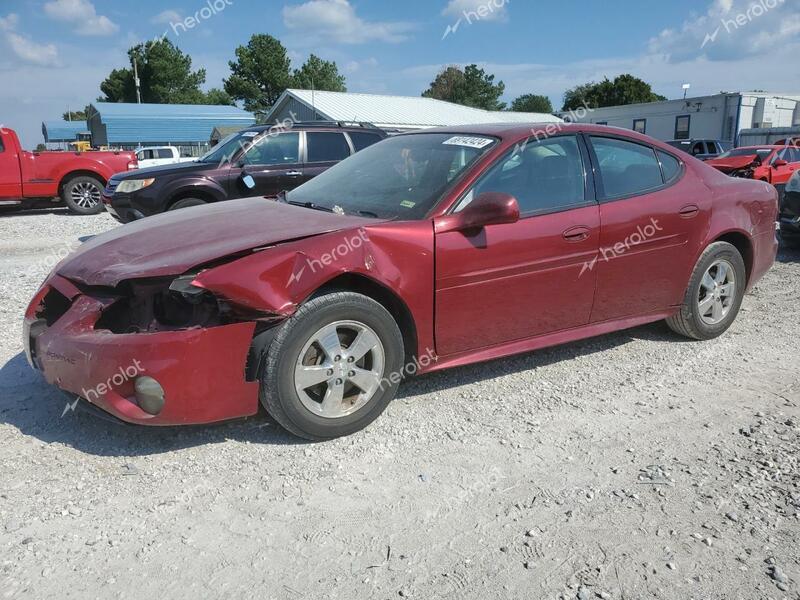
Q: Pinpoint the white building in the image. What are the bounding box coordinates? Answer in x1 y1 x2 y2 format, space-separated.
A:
560 92 800 144
265 89 561 131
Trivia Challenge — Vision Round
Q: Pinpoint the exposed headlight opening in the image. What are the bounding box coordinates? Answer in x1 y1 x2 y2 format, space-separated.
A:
787 173 800 194
116 178 155 193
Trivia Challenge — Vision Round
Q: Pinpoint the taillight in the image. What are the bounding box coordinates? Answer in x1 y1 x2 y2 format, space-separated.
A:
127 161 138 170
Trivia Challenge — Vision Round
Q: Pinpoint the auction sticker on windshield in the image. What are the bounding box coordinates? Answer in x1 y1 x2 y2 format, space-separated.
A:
442 136 494 149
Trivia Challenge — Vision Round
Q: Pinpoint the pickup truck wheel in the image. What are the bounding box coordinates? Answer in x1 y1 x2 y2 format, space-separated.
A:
62 176 104 215
170 198 207 211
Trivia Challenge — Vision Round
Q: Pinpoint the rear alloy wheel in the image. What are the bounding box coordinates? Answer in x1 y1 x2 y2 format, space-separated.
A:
62 176 104 215
260 292 404 440
666 241 746 340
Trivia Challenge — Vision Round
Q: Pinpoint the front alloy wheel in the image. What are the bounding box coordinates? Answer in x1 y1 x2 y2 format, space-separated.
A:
260 292 404 440
294 320 385 419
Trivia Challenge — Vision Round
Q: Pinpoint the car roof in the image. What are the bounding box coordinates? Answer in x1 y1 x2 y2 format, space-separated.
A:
244 122 385 134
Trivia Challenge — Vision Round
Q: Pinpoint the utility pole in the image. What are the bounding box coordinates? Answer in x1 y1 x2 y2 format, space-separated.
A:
133 58 142 104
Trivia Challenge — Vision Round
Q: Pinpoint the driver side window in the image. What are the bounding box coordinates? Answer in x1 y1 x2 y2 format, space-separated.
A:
455 135 586 216
243 132 300 166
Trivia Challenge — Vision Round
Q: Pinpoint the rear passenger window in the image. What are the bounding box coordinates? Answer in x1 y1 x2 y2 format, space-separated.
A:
307 132 351 163
590 137 664 199
657 150 682 183
347 131 382 152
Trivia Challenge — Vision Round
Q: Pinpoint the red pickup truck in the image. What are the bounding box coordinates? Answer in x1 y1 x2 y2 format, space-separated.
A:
0 126 137 214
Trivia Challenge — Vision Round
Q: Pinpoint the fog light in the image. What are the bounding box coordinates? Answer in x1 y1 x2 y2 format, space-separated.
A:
134 376 165 415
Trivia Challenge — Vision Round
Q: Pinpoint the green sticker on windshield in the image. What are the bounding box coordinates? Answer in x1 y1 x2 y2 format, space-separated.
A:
400 200 416 209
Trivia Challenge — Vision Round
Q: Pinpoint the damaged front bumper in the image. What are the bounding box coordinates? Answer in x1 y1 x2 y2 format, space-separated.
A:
24 275 261 426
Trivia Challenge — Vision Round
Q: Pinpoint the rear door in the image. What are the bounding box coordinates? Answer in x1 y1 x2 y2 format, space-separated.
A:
0 133 23 198
587 135 711 322
302 131 353 184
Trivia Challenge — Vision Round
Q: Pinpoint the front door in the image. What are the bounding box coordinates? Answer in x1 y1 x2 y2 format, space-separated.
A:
586 135 711 322
0 133 22 199
233 131 302 198
434 134 600 356
771 147 800 186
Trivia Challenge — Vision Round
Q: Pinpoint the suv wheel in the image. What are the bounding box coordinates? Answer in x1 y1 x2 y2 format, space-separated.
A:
666 241 747 340
260 292 404 440
169 198 207 211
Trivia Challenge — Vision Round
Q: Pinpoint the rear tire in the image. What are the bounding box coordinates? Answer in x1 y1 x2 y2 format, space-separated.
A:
666 242 746 340
62 176 104 215
260 292 404 441
169 198 207 211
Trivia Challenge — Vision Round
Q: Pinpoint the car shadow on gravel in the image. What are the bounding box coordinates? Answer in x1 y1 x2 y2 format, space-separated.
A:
0 353 304 456
396 320 694 399
0 206 76 218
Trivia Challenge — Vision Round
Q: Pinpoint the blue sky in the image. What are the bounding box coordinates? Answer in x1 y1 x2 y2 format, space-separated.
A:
1 0 799 147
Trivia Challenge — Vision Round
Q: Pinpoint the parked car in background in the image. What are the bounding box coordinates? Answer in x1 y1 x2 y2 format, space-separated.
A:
706 145 800 195
134 146 196 169
103 122 387 223
666 139 731 160
780 169 800 247
0 127 137 214
25 124 777 439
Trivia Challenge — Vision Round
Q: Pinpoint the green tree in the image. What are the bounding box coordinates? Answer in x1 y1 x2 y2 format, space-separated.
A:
224 34 292 118
510 94 553 113
98 40 208 104
62 110 87 121
292 54 346 92
203 88 235 106
422 64 506 111
562 74 666 111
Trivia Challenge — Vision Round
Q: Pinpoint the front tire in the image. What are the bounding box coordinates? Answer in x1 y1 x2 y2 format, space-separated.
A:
666 242 746 340
260 292 404 440
169 198 207 211
62 176 104 215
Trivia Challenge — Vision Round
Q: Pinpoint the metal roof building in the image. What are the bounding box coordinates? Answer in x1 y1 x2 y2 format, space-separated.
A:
266 89 561 131
42 120 89 143
87 102 255 155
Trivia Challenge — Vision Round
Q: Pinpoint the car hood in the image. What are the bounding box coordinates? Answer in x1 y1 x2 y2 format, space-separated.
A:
114 160 211 179
57 198 378 287
706 154 760 172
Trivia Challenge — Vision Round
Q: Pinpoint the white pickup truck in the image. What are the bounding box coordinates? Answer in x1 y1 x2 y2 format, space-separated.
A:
134 146 196 169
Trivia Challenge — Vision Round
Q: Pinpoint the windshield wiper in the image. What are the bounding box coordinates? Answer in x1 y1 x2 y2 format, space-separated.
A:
356 210 380 218
287 199 336 213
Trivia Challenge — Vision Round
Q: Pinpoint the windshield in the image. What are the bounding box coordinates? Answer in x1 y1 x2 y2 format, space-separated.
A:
285 133 497 219
717 147 774 159
198 131 258 165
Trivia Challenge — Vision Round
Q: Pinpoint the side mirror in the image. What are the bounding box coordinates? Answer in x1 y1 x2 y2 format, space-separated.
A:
773 159 788 168
434 192 520 234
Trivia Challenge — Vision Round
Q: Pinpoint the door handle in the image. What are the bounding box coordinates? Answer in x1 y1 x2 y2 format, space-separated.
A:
285 170 302 177
679 204 699 218
562 226 590 242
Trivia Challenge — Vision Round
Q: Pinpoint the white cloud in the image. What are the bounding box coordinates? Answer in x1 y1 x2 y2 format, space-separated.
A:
442 0 508 22
151 9 183 25
649 0 799 62
43 0 119 36
344 57 378 73
282 0 415 44
0 13 60 67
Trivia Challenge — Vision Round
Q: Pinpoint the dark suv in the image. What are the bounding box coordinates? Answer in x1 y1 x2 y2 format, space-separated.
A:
103 122 387 223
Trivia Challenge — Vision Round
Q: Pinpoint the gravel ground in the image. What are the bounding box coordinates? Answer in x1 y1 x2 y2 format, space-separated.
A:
0 207 798 600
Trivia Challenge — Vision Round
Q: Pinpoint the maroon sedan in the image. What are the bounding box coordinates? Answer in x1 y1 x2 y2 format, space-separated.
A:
24 124 778 440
